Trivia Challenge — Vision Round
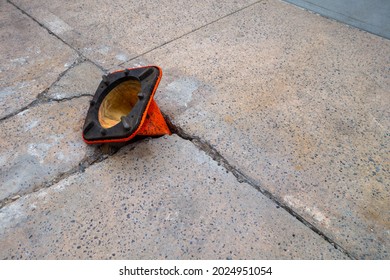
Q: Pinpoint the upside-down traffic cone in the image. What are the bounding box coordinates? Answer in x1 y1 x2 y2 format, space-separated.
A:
82 66 171 144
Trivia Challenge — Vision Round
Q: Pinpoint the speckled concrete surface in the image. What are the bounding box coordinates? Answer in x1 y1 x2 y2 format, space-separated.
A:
143 0 390 258
0 135 346 259
10 0 258 69
0 0 389 260
45 62 103 100
0 97 94 202
0 0 78 119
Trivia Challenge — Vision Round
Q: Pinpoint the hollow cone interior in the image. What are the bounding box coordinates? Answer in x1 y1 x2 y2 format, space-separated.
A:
98 79 141 129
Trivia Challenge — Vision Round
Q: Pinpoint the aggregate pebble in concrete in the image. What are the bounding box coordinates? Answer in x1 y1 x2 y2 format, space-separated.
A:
143 0 390 258
0 0 78 119
11 0 257 68
0 135 347 259
45 61 103 100
0 97 94 202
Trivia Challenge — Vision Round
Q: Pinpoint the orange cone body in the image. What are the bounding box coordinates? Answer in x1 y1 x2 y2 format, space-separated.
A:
82 66 170 144
137 99 171 136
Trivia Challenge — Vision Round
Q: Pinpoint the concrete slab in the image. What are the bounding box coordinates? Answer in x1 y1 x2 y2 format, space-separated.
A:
0 135 347 259
1 0 388 261
284 0 390 39
141 0 390 258
10 0 258 69
45 61 103 100
0 96 94 202
0 0 78 119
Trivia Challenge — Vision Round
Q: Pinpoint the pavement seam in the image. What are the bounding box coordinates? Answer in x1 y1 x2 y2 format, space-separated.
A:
0 58 89 123
119 0 265 66
164 116 356 260
0 115 355 259
48 93 94 102
2 0 354 259
7 0 107 73
0 143 128 209
1 0 266 206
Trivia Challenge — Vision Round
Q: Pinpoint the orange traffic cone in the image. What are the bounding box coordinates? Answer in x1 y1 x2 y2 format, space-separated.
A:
82 66 171 144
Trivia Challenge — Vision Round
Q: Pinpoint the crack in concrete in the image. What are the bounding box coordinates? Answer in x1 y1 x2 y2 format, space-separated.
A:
0 142 129 209
0 109 356 259
119 0 265 66
7 0 106 73
0 58 86 123
0 51 104 125
3 0 355 259
0 92 92 123
164 115 356 260
3 0 113 124
0 154 95 209
48 93 94 102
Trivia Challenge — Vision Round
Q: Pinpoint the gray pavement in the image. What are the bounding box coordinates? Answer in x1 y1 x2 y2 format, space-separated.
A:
1 0 389 259
0 135 346 259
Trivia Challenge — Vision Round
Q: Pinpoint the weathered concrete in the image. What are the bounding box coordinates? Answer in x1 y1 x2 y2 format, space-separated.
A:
0 0 78 119
1 0 389 260
11 0 258 69
0 97 94 202
142 0 390 258
0 135 347 259
45 61 103 100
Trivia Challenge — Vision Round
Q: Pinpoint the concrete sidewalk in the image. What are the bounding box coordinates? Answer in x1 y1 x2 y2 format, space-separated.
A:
0 0 389 259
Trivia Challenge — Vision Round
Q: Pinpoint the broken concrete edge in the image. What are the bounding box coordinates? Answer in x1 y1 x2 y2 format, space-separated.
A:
0 57 355 260
0 93 354 259
0 1 354 258
0 60 122 208
0 110 353 260
0 54 354 259
3 0 384 260
163 115 356 260
0 121 135 209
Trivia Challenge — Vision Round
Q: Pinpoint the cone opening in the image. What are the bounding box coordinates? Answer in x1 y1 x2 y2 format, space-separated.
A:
98 79 141 129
